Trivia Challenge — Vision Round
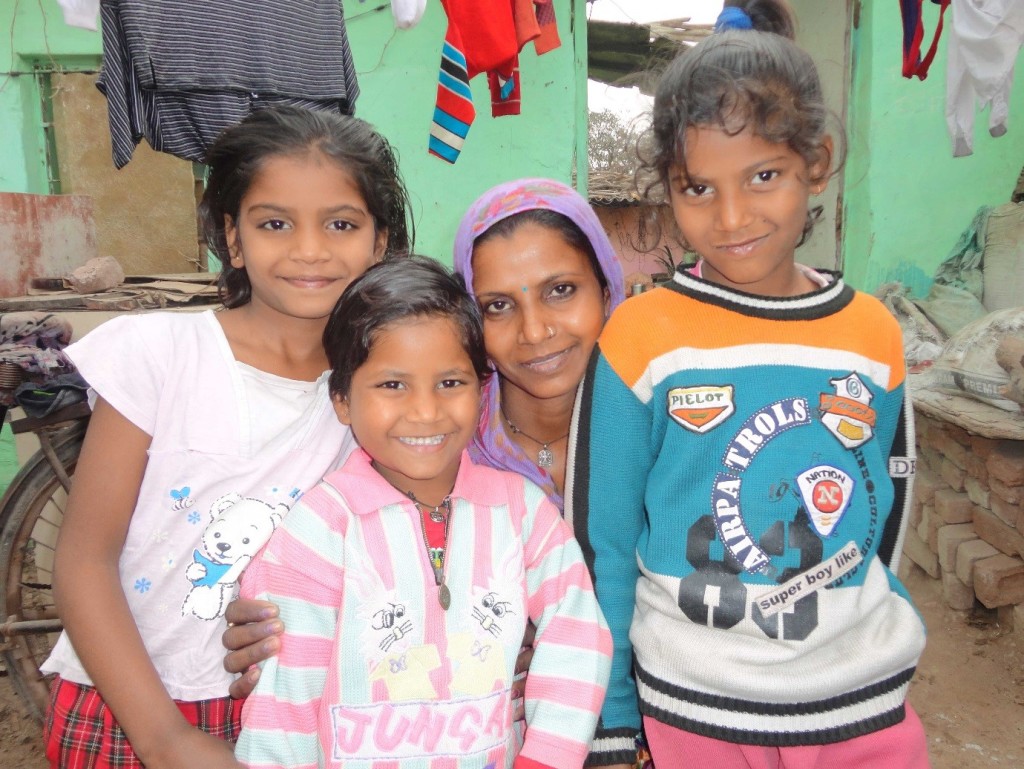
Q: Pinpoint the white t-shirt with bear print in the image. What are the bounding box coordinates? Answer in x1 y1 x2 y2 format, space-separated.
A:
42 310 355 701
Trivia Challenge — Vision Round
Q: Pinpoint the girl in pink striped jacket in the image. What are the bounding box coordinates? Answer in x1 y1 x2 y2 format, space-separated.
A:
235 256 612 769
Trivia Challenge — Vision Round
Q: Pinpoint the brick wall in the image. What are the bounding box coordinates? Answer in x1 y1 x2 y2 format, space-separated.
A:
905 411 1024 621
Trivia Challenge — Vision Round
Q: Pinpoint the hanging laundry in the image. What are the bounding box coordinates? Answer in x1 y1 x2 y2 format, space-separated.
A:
430 0 561 163
946 0 1024 157
56 0 100 31
97 1 359 168
392 0 427 29
899 0 951 80
486 0 561 118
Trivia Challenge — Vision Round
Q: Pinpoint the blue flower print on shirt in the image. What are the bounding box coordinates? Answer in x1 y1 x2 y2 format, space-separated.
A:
188 510 201 524
134 577 152 593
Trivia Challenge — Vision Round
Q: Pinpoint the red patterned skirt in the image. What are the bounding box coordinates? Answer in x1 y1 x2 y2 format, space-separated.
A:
43 676 241 768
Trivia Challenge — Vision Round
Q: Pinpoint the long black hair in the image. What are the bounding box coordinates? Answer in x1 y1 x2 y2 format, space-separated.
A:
199 106 414 308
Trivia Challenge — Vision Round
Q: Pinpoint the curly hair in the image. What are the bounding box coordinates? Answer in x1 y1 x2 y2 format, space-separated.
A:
638 0 845 246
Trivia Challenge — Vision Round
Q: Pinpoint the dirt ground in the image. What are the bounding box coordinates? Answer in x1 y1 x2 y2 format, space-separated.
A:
1 566 1022 768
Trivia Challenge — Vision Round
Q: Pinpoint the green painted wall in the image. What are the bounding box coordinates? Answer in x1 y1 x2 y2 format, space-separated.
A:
342 0 587 262
2 1 586 252
0 0 586 492
844 1 1024 296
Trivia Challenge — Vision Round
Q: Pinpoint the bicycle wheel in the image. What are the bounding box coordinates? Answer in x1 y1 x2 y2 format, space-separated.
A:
0 422 84 721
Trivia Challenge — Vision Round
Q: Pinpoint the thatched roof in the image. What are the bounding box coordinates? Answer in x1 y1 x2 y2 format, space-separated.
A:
588 17 712 95
588 168 665 206
588 169 642 204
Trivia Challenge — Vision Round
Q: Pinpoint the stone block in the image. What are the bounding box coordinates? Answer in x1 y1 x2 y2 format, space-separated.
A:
986 442 1024 487
934 488 974 524
990 493 1021 527
912 464 943 506
970 434 999 460
919 445 944 475
991 477 1023 505
904 527 940 578
965 476 991 509
920 505 941 551
937 523 977 572
913 413 931 442
974 553 1024 609
1015 604 1024 637
941 570 977 611
963 452 988 483
973 506 1024 558
908 494 924 528
65 255 124 294
898 557 922 583
930 430 969 470
943 422 974 446
956 538 1000 586
940 459 967 492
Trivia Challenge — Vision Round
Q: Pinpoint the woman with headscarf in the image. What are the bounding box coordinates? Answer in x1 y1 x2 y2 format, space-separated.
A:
453 178 626 508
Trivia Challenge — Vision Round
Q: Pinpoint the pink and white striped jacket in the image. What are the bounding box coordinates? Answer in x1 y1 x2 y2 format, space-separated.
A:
235 449 612 769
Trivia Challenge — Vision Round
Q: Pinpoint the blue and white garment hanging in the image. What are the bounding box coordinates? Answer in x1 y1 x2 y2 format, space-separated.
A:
97 1 359 168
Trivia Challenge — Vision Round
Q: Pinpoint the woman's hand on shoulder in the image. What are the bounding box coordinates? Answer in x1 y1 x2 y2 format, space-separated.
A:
222 597 284 699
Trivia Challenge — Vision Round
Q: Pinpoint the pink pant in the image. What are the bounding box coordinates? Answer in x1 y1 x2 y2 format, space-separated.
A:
644 705 930 769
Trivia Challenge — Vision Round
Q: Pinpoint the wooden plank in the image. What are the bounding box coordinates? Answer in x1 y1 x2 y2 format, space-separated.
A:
0 286 219 312
123 273 218 284
128 280 218 296
0 293 102 312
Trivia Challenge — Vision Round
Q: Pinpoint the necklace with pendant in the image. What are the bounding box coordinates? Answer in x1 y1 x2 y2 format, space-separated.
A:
407 492 452 610
501 411 569 469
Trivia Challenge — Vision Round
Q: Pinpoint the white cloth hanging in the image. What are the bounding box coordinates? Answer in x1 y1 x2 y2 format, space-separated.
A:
391 0 427 29
56 0 99 30
946 0 1024 157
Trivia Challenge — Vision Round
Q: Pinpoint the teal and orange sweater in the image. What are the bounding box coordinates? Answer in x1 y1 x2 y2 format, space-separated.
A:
568 268 926 765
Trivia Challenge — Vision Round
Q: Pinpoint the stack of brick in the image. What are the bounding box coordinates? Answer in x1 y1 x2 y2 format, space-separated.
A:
904 411 1024 621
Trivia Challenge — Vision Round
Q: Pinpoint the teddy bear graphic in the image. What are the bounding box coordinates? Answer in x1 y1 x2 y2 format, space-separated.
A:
181 493 288 621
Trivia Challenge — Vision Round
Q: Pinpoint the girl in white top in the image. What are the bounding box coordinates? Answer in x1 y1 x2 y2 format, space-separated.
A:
42 106 413 769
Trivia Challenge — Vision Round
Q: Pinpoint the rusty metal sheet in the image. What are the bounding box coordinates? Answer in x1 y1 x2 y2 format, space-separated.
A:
0 193 97 298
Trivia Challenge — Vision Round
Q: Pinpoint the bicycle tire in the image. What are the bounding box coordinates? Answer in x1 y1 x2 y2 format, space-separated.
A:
0 422 84 722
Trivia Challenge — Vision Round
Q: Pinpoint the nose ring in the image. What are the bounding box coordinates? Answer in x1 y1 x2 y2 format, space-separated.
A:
545 325 555 339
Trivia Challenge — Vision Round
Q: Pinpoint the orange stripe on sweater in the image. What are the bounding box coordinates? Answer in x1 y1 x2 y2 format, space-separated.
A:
600 289 905 390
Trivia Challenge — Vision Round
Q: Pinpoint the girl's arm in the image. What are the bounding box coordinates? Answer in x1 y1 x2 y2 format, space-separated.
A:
53 398 242 769
516 486 613 769
566 347 652 767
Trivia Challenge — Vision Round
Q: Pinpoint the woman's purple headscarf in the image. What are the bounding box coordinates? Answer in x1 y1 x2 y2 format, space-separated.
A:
453 178 626 510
